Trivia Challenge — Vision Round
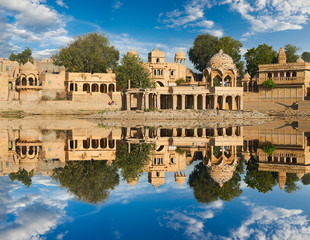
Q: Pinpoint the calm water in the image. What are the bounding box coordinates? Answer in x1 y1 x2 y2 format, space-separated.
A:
1 120 310 240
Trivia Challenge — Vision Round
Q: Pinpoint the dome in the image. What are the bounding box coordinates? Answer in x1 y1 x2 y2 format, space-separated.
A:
20 61 36 71
296 57 305 63
243 72 251 80
207 49 237 72
206 158 237 187
175 50 186 58
127 49 138 57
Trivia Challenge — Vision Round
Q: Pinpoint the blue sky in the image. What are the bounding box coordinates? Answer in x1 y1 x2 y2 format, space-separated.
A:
1 0 310 68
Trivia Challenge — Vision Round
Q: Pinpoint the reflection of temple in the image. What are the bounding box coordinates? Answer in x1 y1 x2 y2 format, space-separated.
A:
123 126 243 187
242 122 310 189
1 121 310 190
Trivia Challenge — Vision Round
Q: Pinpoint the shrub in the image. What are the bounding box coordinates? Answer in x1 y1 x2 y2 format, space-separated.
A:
262 79 276 89
263 145 276 156
175 78 185 86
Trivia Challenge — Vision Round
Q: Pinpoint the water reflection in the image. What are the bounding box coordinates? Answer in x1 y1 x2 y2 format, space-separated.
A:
0 122 309 203
1 120 310 239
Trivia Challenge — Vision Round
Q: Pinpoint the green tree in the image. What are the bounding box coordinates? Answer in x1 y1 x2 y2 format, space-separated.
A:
284 44 300 63
188 34 219 72
52 160 119 204
262 145 276 155
115 54 153 90
244 44 277 77
216 36 244 75
188 162 242 204
244 156 278 193
53 32 119 73
9 169 34 188
115 142 154 183
301 52 310 63
282 173 300 193
189 34 244 74
302 173 310 185
9 47 33 64
262 79 276 89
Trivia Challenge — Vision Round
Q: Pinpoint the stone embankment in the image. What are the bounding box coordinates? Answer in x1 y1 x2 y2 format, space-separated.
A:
89 109 269 120
85 109 272 128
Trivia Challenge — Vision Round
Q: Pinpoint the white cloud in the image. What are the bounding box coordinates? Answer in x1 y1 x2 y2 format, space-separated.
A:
56 0 68 9
157 0 224 37
231 204 310 240
223 0 310 40
112 1 123 9
0 176 71 240
0 0 71 57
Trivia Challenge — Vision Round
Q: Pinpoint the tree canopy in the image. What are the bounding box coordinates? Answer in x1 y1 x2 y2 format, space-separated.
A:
115 142 154 183
284 44 300 63
301 52 310 63
189 34 244 74
52 32 119 73
188 162 243 204
244 44 277 77
9 169 34 188
115 53 153 90
9 47 33 64
244 156 278 193
52 160 119 204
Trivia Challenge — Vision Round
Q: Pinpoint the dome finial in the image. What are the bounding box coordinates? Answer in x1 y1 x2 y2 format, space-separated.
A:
219 49 223 54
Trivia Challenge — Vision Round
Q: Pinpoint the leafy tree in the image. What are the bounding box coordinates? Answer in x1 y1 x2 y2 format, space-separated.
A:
262 79 276 89
301 173 310 185
301 52 310 63
53 32 119 73
262 145 276 155
189 34 218 72
9 47 33 64
189 34 244 74
9 169 34 188
244 156 278 193
115 53 153 90
188 162 242 204
115 142 154 183
244 44 277 77
282 173 300 193
284 44 300 63
52 160 119 204
175 78 185 86
216 36 244 75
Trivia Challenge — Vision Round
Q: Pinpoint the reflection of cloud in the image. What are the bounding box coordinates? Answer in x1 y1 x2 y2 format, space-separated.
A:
158 201 224 240
231 204 310 240
0 176 71 240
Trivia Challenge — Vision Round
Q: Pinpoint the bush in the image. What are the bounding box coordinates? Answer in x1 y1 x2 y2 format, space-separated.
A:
263 145 276 156
262 79 276 89
175 78 185 86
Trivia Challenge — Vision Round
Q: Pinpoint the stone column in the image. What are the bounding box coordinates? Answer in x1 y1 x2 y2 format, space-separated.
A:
126 93 131 111
202 94 206 109
232 95 236 110
181 94 186 110
141 93 145 110
173 95 177 110
222 95 226 110
157 94 161 110
145 93 149 110
213 95 218 109
193 94 198 110
240 95 244 110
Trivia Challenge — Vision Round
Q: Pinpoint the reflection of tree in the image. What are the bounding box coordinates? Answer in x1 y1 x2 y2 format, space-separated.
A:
115 142 154 183
302 173 310 185
282 173 300 193
52 160 119 204
244 157 277 193
188 162 243 204
9 169 34 188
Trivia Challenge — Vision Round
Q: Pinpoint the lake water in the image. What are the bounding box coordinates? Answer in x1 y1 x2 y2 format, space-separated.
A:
1 119 310 240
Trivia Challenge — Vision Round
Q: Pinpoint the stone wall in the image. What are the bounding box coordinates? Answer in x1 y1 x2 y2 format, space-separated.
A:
0 92 122 114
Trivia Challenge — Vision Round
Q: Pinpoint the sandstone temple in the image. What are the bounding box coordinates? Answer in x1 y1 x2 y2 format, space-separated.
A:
0 46 309 112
